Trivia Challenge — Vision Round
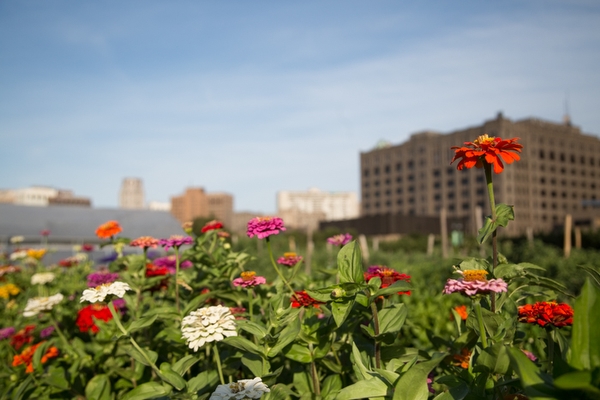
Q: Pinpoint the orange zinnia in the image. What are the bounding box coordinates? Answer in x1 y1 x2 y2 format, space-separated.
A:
95 220 122 239
451 134 523 174
453 305 468 321
12 342 59 373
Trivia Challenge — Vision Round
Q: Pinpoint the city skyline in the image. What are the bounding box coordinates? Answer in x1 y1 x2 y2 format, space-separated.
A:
1 1 599 214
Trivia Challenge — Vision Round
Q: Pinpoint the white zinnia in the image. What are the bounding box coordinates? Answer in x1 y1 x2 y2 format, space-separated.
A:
80 281 132 303
209 377 270 400
10 236 24 244
31 272 56 285
23 293 64 317
181 305 237 351
10 250 27 261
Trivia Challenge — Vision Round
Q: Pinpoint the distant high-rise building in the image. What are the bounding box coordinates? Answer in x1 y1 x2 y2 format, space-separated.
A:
119 178 145 209
170 187 233 228
277 188 360 230
360 113 600 235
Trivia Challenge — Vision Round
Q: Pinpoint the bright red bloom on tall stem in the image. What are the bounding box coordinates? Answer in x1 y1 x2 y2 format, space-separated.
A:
95 220 122 239
517 301 574 328
76 304 114 333
201 220 224 233
451 134 523 174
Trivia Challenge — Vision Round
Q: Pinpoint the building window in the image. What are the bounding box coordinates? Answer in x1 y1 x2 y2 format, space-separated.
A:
447 180 455 187
476 175 484 183
385 190 391 196
374 167 380 175
396 177 403 183
461 178 469 185
374 180 380 187
434 194 441 201
448 204 455 212
408 174 415 181
476 188 484 196
363 169 369 177
448 192 455 199
365 203 370 209
539 150 545 159
433 169 440 177
385 178 391 185
385 165 391 174
408 197 415 204
385 200 391 206
408 160 414 169
375 202 380 208
396 163 402 171
396 188 403 194
396 199 403 205
408 186 415 193
462 202 469 210
364 193 370 199
434 181 440 189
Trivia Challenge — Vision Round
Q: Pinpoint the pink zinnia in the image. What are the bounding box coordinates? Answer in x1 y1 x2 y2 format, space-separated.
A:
232 271 266 288
130 236 160 249
327 233 352 246
246 217 286 239
442 269 507 297
277 252 303 267
159 235 193 250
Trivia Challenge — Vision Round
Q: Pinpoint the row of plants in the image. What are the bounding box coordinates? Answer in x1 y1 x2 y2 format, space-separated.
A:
1 134 599 399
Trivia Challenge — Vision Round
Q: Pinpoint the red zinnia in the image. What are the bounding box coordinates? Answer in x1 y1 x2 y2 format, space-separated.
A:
518 301 574 328
10 325 35 350
364 265 411 295
291 290 324 309
76 304 114 333
95 220 122 239
451 134 523 174
202 220 224 233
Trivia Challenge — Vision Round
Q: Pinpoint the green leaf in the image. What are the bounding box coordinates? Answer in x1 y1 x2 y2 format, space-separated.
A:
267 318 300 357
241 352 268 377
351 342 372 380
507 347 559 399
85 374 111 400
335 377 389 400
283 343 312 363
393 354 445 400
577 265 600 287
121 382 172 400
321 374 342 400
44 366 69 390
237 320 269 339
554 370 600 395
159 362 186 391
128 346 158 367
372 280 413 298
570 278 600 370
331 299 355 327
172 355 199 376
475 343 510 375
223 336 262 355
377 304 408 336
477 203 514 244
187 370 218 394
127 314 158 334
432 382 469 400
183 291 219 315
337 240 364 284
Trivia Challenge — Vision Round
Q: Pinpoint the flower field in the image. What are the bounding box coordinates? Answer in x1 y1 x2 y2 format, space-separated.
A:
1 136 600 400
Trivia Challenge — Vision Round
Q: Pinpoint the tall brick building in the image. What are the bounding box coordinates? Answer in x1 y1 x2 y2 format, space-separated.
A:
360 113 600 236
170 187 233 229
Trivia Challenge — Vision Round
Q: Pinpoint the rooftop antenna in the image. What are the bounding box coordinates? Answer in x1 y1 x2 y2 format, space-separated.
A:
563 90 571 126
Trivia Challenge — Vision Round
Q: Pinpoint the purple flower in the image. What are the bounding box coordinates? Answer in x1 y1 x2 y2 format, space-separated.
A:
246 217 286 239
112 298 127 312
327 233 352 246
99 252 119 263
87 272 120 287
159 235 193 250
0 327 15 340
40 326 55 338
427 372 435 394
153 256 193 274
232 271 267 288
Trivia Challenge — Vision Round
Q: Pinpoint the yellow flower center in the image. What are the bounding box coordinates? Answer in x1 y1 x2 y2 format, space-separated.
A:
284 252 297 258
380 268 395 277
257 217 272 222
241 271 256 281
463 270 488 282
473 134 495 146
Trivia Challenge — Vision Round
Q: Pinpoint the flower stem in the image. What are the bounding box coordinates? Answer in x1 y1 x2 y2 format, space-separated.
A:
175 247 181 315
213 343 225 385
248 288 254 321
108 302 162 377
547 328 555 375
50 314 77 358
369 296 382 368
265 238 297 299
474 300 488 349
308 343 321 395
484 163 498 313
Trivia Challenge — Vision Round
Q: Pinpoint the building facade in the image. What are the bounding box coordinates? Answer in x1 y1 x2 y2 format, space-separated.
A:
119 178 145 209
170 187 233 228
0 186 91 207
277 188 360 230
360 113 600 236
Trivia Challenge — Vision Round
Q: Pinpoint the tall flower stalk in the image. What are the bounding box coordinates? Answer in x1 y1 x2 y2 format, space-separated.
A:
159 236 193 315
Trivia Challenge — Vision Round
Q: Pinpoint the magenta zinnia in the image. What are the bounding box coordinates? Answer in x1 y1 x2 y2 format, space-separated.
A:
246 217 286 239
277 252 303 267
159 235 193 250
443 269 507 296
232 271 266 288
327 233 352 246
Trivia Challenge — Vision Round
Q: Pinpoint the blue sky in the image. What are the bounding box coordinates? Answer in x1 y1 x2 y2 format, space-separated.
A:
1 1 599 213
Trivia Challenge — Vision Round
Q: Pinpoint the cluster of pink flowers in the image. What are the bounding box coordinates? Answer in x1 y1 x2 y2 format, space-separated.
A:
159 235 193 250
443 270 507 297
232 271 266 288
153 256 193 274
277 252 303 267
327 233 352 246
246 217 286 239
